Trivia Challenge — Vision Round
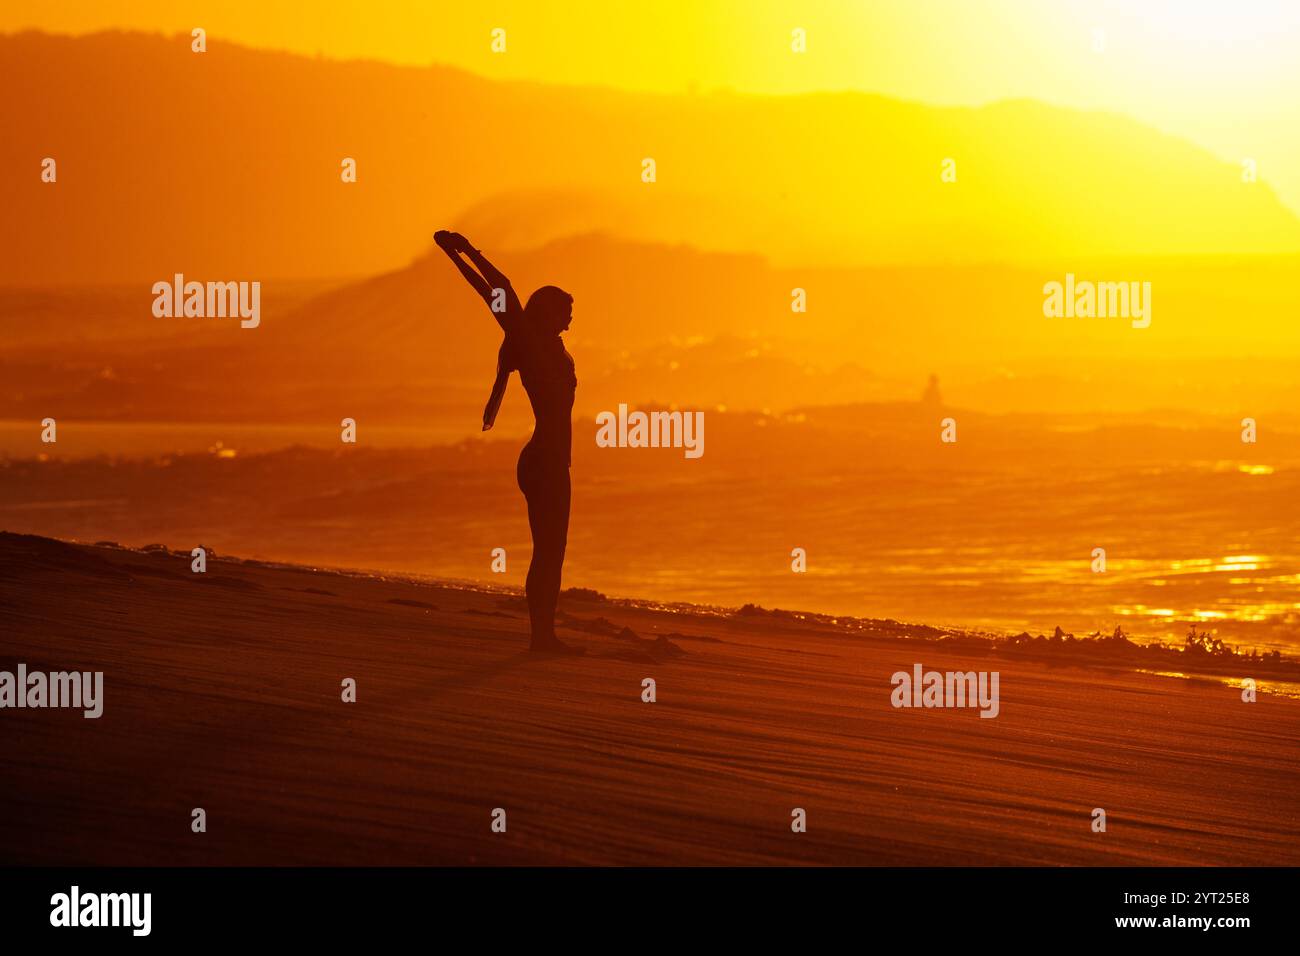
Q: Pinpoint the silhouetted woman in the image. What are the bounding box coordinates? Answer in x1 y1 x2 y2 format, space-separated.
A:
435 230 581 654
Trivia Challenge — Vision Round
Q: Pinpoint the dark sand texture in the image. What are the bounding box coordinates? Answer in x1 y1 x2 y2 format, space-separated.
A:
1 533 1296 865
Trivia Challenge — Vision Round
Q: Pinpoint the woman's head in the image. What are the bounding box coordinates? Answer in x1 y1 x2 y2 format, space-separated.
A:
525 285 573 335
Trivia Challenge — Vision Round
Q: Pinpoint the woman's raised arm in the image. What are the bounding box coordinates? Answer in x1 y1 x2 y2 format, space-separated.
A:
434 231 522 331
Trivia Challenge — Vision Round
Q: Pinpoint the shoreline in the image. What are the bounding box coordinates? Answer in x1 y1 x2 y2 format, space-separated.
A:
15 531 1300 695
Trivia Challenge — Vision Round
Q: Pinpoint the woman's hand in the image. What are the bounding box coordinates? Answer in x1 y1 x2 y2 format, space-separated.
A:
433 230 518 327
435 230 468 253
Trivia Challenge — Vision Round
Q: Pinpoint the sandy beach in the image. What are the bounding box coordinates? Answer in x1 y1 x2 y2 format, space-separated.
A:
1 531 1295 866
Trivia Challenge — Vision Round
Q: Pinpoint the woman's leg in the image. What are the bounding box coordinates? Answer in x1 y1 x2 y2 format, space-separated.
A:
519 455 573 648
527 466 569 640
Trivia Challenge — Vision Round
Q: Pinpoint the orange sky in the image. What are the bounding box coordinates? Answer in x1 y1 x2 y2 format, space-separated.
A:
7 0 1300 215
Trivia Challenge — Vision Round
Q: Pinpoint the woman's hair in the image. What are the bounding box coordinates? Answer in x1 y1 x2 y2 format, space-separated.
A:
525 285 573 329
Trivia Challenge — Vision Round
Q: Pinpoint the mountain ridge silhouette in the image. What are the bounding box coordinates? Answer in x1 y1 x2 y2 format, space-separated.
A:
4 29 1300 285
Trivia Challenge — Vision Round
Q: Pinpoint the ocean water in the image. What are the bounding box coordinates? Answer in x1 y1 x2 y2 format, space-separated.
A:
2 420 1297 655
559 459 1300 654
0 420 491 457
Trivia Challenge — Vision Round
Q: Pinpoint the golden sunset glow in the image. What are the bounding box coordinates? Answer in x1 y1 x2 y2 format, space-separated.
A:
3 0 1300 879
9 0 1300 216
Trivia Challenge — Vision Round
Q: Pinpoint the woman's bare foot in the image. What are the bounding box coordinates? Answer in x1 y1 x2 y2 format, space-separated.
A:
529 634 585 655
